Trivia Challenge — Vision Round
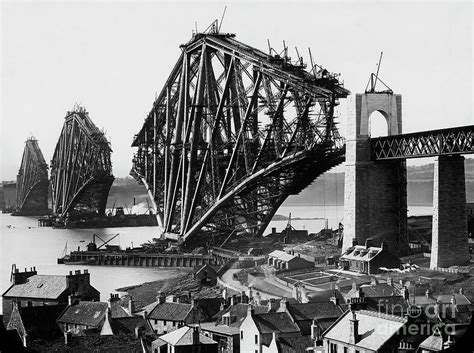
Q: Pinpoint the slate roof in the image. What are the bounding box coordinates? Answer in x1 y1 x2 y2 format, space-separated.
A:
287 302 344 321
156 326 217 346
110 316 154 336
414 293 471 307
110 301 130 318
307 289 345 303
323 310 407 351
276 336 314 353
198 322 240 336
418 331 444 351
193 264 217 276
3 275 67 300
365 296 409 315
268 250 296 262
253 312 300 334
57 301 108 327
346 283 401 298
147 302 192 321
214 303 268 327
340 246 382 262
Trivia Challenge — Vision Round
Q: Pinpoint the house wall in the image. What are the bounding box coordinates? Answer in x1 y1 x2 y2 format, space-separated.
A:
2 297 61 326
240 313 261 353
194 270 217 286
202 331 238 353
287 257 312 271
148 318 181 335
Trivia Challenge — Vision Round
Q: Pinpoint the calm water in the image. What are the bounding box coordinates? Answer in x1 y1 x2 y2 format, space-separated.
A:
0 214 188 314
265 204 433 235
0 205 433 314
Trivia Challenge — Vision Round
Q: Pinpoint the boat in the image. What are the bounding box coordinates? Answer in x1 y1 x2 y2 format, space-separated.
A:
57 242 96 265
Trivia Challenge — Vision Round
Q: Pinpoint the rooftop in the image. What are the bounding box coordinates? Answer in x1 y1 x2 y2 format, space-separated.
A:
57 301 108 327
268 250 296 262
287 301 344 321
110 316 154 336
155 326 217 346
3 275 67 300
147 302 192 321
323 310 407 351
253 312 300 334
340 246 382 262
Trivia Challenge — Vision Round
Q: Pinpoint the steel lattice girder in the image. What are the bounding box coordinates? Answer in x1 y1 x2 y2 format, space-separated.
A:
16 138 49 213
371 125 474 160
50 107 114 217
131 32 349 243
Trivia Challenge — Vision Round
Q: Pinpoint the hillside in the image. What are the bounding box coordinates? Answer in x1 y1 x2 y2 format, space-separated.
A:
106 159 474 208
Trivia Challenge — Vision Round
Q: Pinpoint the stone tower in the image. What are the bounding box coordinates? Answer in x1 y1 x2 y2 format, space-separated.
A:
343 92 409 256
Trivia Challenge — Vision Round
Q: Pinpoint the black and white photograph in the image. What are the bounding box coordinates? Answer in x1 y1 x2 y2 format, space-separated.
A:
0 1 473 352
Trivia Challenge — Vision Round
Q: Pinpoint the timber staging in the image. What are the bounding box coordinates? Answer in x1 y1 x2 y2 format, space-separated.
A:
62 250 229 268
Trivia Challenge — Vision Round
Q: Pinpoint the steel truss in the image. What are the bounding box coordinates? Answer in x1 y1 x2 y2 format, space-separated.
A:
371 125 474 160
131 31 349 245
15 138 49 215
51 106 114 218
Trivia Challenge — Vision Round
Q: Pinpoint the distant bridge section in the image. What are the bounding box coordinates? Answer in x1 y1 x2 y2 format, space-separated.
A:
50 106 114 218
15 138 49 215
371 125 474 160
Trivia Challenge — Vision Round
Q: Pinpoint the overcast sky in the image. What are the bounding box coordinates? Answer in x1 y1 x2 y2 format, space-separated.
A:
1 0 472 180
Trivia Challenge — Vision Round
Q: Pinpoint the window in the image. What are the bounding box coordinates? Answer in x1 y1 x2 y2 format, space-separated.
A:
154 319 157 324
164 320 167 325
255 335 258 344
344 347 348 353
330 343 338 353
241 331 243 339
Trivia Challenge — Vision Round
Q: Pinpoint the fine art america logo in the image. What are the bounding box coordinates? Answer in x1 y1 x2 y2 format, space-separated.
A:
376 299 458 336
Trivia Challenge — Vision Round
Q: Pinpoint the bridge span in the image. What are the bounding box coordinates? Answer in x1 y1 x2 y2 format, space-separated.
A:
131 27 349 246
131 28 472 269
344 91 473 268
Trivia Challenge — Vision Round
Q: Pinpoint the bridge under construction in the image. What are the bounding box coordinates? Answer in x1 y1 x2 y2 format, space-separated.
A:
50 106 114 221
131 25 349 246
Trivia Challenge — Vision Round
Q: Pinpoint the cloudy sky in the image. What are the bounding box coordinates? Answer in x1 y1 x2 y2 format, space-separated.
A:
1 0 472 180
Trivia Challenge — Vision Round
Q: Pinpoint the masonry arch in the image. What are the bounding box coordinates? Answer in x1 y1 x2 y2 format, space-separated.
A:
368 110 390 137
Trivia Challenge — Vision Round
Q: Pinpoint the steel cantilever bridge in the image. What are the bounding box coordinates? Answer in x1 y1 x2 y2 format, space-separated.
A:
15 137 49 215
51 106 114 219
131 29 350 245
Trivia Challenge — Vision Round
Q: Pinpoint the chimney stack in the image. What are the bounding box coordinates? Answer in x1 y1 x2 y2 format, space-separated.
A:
365 239 372 249
157 292 165 304
349 311 359 345
311 319 321 341
129 296 135 315
192 326 200 345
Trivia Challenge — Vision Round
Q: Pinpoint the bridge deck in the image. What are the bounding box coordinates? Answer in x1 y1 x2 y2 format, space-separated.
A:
370 125 473 160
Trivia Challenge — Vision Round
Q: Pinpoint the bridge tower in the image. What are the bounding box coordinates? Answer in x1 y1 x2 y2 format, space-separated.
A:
343 92 409 256
430 155 470 268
